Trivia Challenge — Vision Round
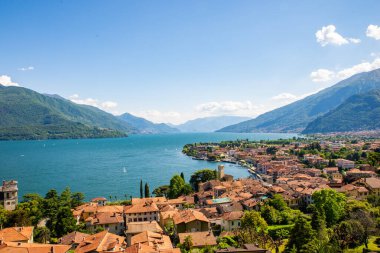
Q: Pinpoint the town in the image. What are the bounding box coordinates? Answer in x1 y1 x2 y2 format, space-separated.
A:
1 136 380 253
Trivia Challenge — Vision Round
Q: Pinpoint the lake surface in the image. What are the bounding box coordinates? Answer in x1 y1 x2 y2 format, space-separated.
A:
0 133 296 200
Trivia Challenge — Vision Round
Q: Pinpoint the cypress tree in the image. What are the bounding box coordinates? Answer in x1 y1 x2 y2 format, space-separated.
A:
145 183 150 198
180 172 185 181
140 180 143 199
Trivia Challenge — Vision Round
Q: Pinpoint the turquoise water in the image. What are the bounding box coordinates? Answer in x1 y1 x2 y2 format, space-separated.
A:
0 133 296 200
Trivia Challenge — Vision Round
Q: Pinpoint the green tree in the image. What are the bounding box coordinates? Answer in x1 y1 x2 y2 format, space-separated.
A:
152 185 170 197
268 194 288 211
53 206 77 238
0 206 8 229
144 183 150 198
180 172 185 181
34 227 51 243
285 215 315 253
189 169 217 191
140 180 143 199
237 211 269 248
71 192 85 208
312 189 346 227
334 220 365 250
168 175 193 199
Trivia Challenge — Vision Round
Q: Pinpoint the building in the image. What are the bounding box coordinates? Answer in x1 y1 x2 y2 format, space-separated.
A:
178 231 217 248
74 230 126 253
173 209 210 233
0 180 18 211
124 202 160 223
0 226 34 243
59 231 89 249
364 178 380 196
221 211 243 231
85 212 124 235
0 241 71 253
124 221 163 246
336 159 355 169
91 197 107 206
131 231 173 250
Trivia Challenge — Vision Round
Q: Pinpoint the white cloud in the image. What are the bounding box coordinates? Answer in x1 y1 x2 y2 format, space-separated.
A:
366 25 380 40
0 75 19 86
271 93 297 101
132 110 182 124
310 69 335 82
310 57 380 83
315 25 359 46
18 66 34 71
69 94 119 114
195 100 265 117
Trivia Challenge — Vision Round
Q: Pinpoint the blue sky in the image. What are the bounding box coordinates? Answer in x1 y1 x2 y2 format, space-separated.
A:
1 1 380 124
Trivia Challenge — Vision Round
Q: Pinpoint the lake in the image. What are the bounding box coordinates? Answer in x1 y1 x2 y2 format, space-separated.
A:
0 132 297 200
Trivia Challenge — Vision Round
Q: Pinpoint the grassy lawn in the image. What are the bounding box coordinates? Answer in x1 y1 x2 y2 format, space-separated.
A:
267 224 294 230
344 236 380 253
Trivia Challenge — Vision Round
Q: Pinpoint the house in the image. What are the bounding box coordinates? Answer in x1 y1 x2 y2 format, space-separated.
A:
173 209 210 233
364 178 380 196
131 231 173 250
0 241 71 253
215 244 271 253
85 212 125 235
178 231 217 247
337 184 369 199
159 205 179 228
221 211 243 231
74 230 126 253
124 202 160 223
124 221 163 245
336 159 355 169
323 167 339 175
0 180 18 211
59 231 89 249
123 243 181 253
131 197 167 205
0 226 34 243
91 197 107 206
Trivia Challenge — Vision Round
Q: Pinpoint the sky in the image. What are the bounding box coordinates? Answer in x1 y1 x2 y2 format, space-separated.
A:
1 1 380 124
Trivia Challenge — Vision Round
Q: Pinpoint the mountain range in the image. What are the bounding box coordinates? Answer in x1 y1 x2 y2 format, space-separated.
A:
173 116 251 132
118 113 179 134
302 89 380 133
218 68 380 133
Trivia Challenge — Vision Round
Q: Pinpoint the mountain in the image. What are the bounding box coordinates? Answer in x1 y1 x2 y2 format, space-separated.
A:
118 113 179 134
175 116 251 132
0 85 136 140
218 68 380 133
303 89 380 133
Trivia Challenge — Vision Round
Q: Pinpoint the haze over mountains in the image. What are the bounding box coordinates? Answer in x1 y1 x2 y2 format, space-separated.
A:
218 68 380 133
173 116 251 133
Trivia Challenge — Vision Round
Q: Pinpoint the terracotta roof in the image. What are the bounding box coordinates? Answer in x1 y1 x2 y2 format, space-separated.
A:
74 230 125 253
59 231 89 245
125 221 163 235
124 203 159 214
0 227 33 242
366 178 380 189
222 211 244 221
178 232 217 247
131 231 172 250
132 197 167 205
124 244 181 253
0 242 71 253
91 197 107 202
96 205 124 213
172 210 209 225
85 212 124 225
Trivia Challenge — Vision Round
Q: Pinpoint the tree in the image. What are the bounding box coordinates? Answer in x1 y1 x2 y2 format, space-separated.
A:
144 183 150 198
180 172 185 181
189 169 217 191
268 194 288 211
334 220 365 250
269 229 289 253
53 206 77 238
59 187 72 206
312 189 346 226
266 146 278 155
153 185 170 197
71 192 85 208
168 175 193 199
182 235 193 251
140 180 143 199
0 206 8 229
237 211 269 248
285 215 315 253
349 209 376 249
34 227 51 243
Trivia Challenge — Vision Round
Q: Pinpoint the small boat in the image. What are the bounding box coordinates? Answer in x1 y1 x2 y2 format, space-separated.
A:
123 167 127 173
